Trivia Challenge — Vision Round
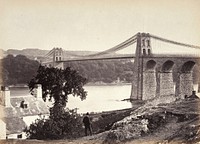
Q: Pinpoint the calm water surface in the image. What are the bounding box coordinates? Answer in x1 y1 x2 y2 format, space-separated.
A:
9 84 199 113
10 85 132 113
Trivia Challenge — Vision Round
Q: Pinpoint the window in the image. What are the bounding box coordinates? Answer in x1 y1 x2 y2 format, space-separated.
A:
1 86 5 91
147 40 150 47
24 104 28 108
142 39 145 46
56 57 58 61
143 49 146 55
17 134 22 139
20 101 28 109
55 51 58 56
148 49 151 55
20 101 25 108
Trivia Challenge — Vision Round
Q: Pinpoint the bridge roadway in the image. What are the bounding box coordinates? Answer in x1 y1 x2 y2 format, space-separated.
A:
42 53 200 63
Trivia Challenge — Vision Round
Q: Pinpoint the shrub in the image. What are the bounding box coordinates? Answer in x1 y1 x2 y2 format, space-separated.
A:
25 108 84 140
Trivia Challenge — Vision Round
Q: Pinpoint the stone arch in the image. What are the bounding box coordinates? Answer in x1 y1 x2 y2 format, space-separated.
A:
146 60 156 71
181 61 195 73
162 60 174 72
159 60 175 97
143 60 157 100
175 61 196 99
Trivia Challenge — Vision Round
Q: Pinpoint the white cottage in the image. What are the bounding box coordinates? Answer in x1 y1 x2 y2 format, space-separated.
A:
0 85 49 139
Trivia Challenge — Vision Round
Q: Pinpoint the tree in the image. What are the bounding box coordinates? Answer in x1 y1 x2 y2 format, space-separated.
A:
25 109 84 139
28 65 87 108
25 65 87 139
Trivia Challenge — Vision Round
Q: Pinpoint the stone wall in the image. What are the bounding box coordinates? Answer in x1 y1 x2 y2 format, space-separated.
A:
176 72 194 99
159 72 174 97
55 62 64 69
130 72 139 99
142 71 157 100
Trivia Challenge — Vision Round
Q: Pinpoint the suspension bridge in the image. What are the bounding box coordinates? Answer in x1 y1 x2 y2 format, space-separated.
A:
41 32 200 101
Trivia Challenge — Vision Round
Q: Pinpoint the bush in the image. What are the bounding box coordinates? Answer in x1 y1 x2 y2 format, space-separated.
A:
25 108 84 140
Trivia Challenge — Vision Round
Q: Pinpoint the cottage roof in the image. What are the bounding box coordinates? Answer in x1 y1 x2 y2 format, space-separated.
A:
2 95 49 135
4 96 49 118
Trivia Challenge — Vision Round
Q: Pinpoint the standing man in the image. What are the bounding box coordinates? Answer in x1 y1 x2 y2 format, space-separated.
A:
83 112 92 136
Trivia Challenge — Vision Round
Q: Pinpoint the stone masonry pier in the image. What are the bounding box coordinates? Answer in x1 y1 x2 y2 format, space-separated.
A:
131 33 200 100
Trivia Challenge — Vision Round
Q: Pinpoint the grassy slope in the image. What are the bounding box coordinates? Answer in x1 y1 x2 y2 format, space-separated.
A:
1 98 200 144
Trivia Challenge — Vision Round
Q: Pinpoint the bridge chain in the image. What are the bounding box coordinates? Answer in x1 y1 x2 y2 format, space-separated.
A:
43 32 200 62
150 34 200 49
69 34 137 58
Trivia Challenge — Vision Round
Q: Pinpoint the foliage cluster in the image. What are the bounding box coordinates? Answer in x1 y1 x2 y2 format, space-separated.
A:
26 65 87 139
25 108 84 139
28 65 87 106
64 60 134 83
1 54 134 85
1 54 39 85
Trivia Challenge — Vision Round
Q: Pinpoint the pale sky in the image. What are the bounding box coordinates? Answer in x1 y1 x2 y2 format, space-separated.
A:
0 0 200 53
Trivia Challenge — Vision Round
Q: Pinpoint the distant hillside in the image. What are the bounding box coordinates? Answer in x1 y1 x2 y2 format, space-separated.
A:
0 49 6 59
1 50 135 85
1 54 40 85
4 48 99 60
7 48 48 56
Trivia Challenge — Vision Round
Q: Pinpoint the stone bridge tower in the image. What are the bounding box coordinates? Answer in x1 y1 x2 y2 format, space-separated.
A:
131 33 198 100
41 47 64 69
131 33 156 100
53 48 64 69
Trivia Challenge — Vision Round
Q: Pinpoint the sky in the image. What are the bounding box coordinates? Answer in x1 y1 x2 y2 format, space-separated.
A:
0 0 200 53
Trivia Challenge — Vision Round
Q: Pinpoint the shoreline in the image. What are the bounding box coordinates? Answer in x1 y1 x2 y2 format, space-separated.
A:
85 82 132 86
8 82 132 88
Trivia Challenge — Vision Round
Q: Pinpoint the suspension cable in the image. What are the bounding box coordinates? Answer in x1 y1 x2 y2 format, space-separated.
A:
72 34 137 58
150 34 200 49
44 48 55 58
87 39 136 57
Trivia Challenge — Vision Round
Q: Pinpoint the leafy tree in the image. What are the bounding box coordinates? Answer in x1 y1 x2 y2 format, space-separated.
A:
26 65 87 139
25 109 84 139
28 65 87 107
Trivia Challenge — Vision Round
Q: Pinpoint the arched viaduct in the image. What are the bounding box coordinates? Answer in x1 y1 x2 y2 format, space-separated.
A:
131 33 200 100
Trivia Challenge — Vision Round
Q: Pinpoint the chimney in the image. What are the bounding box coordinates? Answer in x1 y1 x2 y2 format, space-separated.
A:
35 84 43 100
0 119 6 139
0 86 11 107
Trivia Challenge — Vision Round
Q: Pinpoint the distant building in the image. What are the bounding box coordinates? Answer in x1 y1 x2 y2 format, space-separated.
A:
0 85 49 139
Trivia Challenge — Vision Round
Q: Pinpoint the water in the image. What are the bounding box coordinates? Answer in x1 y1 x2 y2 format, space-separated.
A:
9 85 132 113
10 84 199 114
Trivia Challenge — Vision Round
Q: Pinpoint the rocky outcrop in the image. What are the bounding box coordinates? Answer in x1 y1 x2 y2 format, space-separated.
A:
102 97 200 144
103 119 148 144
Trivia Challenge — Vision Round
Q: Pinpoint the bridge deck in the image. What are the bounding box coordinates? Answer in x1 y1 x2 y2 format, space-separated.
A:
42 53 200 63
